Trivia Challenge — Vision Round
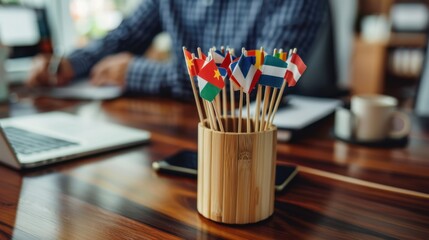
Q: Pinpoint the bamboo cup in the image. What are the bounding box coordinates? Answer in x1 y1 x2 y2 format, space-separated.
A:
197 118 277 224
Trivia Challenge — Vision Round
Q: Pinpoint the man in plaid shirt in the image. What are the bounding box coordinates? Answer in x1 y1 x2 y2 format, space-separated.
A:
28 0 328 100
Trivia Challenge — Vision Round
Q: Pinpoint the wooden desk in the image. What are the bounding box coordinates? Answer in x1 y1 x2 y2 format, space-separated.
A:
0 96 428 239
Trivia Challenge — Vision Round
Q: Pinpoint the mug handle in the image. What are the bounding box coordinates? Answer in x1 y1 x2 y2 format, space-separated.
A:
389 111 411 139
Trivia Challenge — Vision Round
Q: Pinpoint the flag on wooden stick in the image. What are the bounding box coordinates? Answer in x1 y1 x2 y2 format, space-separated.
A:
228 58 241 90
184 49 197 77
231 55 261 94
246 50 265 69
285 53 307 86
196 59 225 101
211 50 225 65
259 55 288 88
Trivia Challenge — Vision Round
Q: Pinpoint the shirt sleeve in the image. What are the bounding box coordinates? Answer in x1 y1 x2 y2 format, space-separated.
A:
125 56 194 99
257 0 328 60
67 0 162 78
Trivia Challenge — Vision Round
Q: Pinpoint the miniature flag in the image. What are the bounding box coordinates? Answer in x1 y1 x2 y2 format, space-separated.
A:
259 55 288 88
184 49 197 77
194 58 206 73
197 59 225 89
246 50 264 69
196 59 224 101
229 59 241 90
231 55 262 94
200 51 207 61
198 79 221 101
211 50 225 65
218 67 228 79
275 52 287 61
220 51 232 71
285 53 307 87
227 56 239 78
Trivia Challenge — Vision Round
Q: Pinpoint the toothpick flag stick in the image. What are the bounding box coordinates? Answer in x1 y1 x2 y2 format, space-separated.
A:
195 49 213 129
265 88 277 130
265 48 282 130
222 83 227 117
221 46 227 118
212 101 225 132
203 100 214 129
197 47 204 59
227 48 236 132
207 100 219 131
211 48 222 116
270 48 296 125
254 86 262 132
246 93 251 133
229 55 236 119
259 86 270 131
215 98 222 116
182 47 204 124
259 48 277 130
238 88 243 133
241 47 253 133
197 47 204 61
254 47 264 132
230 79 236 132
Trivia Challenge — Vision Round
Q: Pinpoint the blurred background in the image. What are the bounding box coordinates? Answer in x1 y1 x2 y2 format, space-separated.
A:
0 0 428 109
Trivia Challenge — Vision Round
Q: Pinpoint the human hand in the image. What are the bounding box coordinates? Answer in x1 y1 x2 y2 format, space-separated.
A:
27 54 74 87
90 52 133 89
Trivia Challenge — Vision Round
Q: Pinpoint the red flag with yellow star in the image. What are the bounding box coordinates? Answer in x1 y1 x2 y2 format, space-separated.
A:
197 59 225 89
184 49 197 77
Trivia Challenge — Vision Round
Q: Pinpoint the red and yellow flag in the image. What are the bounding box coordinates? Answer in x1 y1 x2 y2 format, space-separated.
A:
184 49 197 77
246 50 265 69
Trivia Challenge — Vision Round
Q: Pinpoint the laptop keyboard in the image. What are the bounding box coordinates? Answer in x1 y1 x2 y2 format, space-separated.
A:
3 127 78 155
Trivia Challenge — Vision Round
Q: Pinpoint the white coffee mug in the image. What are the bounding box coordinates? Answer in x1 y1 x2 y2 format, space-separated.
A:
335 94 410 142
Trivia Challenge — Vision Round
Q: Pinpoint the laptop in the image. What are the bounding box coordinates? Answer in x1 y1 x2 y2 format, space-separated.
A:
0 111 150 169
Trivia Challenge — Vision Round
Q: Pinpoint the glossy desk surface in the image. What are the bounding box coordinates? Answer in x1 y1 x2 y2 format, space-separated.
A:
0 96 428 239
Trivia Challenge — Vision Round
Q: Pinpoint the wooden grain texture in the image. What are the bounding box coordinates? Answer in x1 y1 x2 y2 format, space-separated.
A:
1 92 429 239
269 127 277 215
197 123 204 213
236 132 253 223
222 132 238 223
202 127 211 217
209 130 224 221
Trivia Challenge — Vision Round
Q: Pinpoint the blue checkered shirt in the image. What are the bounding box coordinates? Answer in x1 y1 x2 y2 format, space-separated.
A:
68 0 328 100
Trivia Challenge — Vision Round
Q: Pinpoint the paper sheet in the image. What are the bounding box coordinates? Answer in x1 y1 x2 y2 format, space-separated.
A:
242 95 342 130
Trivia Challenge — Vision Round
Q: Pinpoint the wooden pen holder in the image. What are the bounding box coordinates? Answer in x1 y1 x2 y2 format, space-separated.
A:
197 118 277 224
